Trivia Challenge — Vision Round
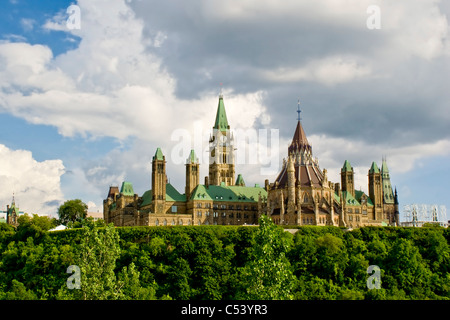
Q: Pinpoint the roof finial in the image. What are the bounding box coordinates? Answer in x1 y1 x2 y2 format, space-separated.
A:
12 191 15 205
297 99 302 121
219 82 223 99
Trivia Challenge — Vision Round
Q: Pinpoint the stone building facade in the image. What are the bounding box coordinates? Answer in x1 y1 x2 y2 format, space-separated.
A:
104 94 399 228
264 108 400 228
103 94 267 226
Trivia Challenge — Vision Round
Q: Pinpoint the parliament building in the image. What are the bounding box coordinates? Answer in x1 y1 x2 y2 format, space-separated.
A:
103 94 399 228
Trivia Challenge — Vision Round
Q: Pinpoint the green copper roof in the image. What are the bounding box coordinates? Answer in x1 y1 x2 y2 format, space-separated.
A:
235 174 245 186
187 149 198 164
138 183 267 208
213 96 229 132
153 147 164 161
369 161 380 174
355 190 374 206
342 191 361 206
190 184 267 202
334 192 340 203
166 183 186 202
190 184 214 201
381 159 389 173
341 160 352 172
381 159 394 203
141 190 152 207
120 181 135 196
140 183 186 208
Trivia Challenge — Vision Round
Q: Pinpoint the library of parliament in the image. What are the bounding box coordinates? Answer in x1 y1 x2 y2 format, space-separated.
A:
103 94 399 228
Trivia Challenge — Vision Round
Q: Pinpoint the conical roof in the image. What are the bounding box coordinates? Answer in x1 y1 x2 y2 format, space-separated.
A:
187 149 198 164
213 96 229 132
235 174 245 186
381 159 389 173
153 147 164 161
369 161 380 174
342 160 352 172
288 120 311 154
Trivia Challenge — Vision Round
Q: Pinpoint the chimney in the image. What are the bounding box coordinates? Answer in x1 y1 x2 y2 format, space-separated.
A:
335 183 341 195
205 176 209 188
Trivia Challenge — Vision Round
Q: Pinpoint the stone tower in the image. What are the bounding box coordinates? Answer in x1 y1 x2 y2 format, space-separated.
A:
381 158 396 224
381 158 395 204
394 187 400 225
6 195 19 227
185 149 200 201
209 94 235 186
341 160 355 198
152 147 166 214
368 161 383 220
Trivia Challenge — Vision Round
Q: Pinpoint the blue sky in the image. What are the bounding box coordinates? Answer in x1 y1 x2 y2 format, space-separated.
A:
0 0 449 223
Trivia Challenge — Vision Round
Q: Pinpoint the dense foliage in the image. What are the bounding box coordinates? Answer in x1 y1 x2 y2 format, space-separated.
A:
0 216 448 300
57 199 88 226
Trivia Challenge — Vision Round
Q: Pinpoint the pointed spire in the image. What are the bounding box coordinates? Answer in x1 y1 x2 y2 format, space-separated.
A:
369 161 380 174
289 116 310 153
153 147 164 161
381 157 389 174
341 160 352 172
235 174 245 186
297 99 302 122
186 149 199 164
213 94 229 132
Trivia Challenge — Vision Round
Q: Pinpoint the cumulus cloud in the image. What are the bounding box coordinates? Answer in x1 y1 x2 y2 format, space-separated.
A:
0 144 65 215
0 0 449 212
0 0 270 143
259 56 372 85
308 134 450 194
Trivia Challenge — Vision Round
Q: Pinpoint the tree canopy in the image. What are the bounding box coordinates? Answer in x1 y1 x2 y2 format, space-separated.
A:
57 199 88 226
0 218 448 300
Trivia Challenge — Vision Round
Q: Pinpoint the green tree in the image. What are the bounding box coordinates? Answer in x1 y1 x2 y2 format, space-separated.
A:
2 280 38 300
385 238 433 298
57 222 142 300
312 233 349 284
15 214 57 241
239 215 295 300
57 199 88 226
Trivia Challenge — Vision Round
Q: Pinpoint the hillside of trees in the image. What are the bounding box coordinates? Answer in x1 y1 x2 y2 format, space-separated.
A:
0 214 448 300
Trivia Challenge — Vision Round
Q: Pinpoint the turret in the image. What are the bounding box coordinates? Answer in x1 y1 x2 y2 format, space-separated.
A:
381 158 395 204
368 161 383 220
152 147 166 214
209 94 235 186
288 101 312 164
394 187 400 226
341 160 355 198
185 149 199 201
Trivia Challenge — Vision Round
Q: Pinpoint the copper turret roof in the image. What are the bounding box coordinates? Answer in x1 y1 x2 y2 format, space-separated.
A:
274 161 324 189
288 120 311 154
275 117 323 188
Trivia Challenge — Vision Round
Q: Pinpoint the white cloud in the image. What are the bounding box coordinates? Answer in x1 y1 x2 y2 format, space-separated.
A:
0 144 65 215
260 56 372 85
0 0 270 144
381 1 450 60
308 134 450 194
20 18 36 32
1 0 449 212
